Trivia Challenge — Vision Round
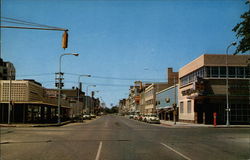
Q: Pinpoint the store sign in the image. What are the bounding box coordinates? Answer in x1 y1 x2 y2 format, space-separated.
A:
182 88 196 96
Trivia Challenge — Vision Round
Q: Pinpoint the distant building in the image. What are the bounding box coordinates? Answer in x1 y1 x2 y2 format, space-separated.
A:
144 82 170 114
126 82 141 113
0 58 16 80
118 99 126 115
144 68 178 114
46 87 85 118
178 54 250 124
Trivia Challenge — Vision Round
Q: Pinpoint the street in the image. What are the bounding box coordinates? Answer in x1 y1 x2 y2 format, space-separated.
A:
1 115 250 160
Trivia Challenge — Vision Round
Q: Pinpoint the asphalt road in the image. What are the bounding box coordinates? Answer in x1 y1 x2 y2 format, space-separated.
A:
1 115 250 160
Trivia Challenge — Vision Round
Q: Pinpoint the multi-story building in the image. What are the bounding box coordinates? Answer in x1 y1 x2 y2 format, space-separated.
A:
118 99 126 115
138 82 151 114
144 68 178 115
178 54 250 124
46 87 85 119
0 79 70 123
127 82 141 114
0 58 16 80
144 82 170 114
92 98 101 115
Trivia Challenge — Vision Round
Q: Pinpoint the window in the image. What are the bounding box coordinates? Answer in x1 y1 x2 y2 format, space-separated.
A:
211 67 219 77
206 67 211 77
246 67 250 78
180 76 188 86
237 67 244 78
180 102 184 113
187 101 191 113
219 67 226 77
228 67 236 78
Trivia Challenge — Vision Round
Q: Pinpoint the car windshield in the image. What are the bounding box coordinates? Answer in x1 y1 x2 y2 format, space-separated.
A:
1 0 250 160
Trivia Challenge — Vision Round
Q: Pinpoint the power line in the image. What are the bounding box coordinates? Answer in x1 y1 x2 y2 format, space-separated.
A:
16 73 55 77
1 17 64 30
0 26 66 31
64 73 165 81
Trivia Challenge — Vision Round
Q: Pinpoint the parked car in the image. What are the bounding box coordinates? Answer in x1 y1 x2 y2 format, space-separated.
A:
129 115 134 119
138 114 144 121
90 114 96 118
145 114 160 124
133 114 139 120
142 114 148 122
83 114 91 120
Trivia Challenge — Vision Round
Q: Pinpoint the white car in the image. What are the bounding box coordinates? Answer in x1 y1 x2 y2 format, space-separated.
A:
145 114 160 124
83 114 91 120
129 115 134 119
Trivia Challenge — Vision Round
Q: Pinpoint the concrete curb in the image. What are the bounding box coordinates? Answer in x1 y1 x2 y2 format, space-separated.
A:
159 123 250 128
0 121 73 128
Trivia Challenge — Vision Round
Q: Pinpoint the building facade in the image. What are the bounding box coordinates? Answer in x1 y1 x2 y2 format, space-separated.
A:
144 82 170 114
156 84 178 121
178 54 250 124
144 68 178 115
0 80 70 123
0 58 16 80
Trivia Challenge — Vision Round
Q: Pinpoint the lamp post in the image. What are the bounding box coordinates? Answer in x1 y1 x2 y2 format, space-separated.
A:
226 42 236 127
85 85 96 114
58 53 79 124
77 74 91 121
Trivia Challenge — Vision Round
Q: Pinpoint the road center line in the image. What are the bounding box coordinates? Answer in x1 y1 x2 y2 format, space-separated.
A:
95 141 103 160
160 142 192 160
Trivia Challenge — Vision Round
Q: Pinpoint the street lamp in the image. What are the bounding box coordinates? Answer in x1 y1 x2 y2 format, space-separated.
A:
226 42 237 127
58 53 79 124
77 74 91 121
85 85 96 114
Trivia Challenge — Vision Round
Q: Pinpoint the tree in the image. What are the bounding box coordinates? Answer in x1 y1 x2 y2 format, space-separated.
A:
232 1 250 54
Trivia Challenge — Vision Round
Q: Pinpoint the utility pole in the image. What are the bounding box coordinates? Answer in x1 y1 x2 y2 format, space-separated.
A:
173 76 177 125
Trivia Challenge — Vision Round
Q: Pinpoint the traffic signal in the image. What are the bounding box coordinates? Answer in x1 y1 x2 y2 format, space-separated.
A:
62 30 68 49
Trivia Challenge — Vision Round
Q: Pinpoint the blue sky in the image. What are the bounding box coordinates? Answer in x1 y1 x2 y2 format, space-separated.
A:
1 0 248 107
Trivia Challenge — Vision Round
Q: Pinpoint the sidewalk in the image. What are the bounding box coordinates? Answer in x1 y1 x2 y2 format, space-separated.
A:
0 116 102 128
0 120 73 128
159 120 250 128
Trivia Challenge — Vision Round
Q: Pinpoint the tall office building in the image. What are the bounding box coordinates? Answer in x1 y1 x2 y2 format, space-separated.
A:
0 58 16 80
